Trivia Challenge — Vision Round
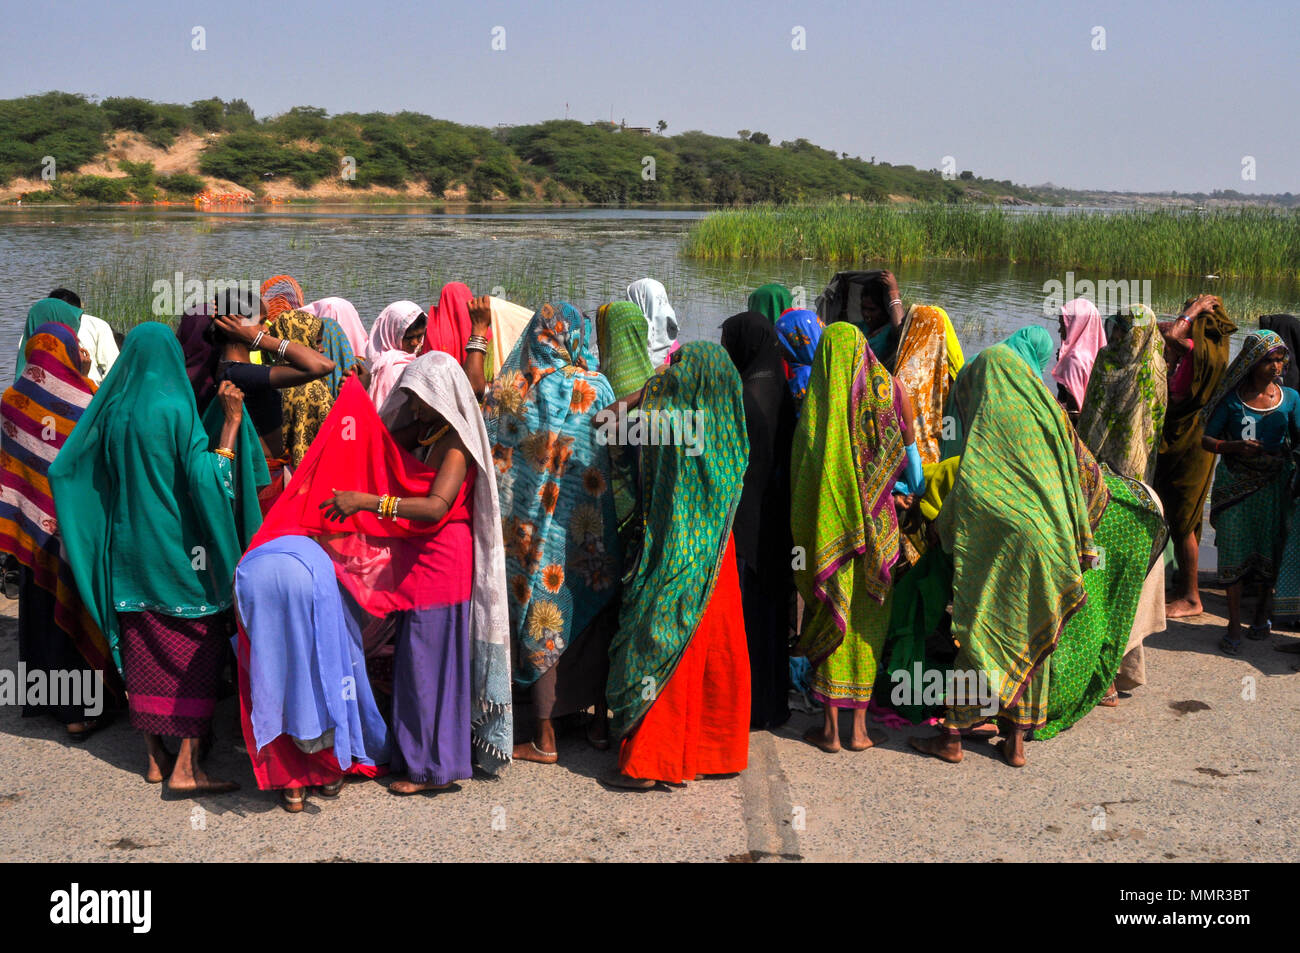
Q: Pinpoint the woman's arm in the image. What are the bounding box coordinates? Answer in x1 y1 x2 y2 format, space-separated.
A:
319 437 471 524
464 295 491 400
882 270 906 329
214 315 336 387
215 380 244 451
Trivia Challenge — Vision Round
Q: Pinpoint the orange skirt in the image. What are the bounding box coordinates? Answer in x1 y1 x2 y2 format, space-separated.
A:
619 535 751 783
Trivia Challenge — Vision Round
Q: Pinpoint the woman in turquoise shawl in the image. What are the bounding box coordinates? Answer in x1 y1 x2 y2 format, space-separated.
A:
482 302 622 763
14 298 85 380
1003 326 1055 377
319 316 356 399
607 342 751 787
49 322 267 794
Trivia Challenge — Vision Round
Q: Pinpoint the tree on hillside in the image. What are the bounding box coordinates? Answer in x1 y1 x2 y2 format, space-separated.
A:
656 120 667 134
749 131 770 145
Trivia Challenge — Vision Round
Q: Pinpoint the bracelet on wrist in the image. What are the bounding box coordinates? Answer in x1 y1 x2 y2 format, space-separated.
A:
213 447 236 460
251 331 267 350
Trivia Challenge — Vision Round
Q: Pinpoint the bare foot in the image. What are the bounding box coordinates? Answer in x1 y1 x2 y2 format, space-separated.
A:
1166 597 1203 619
389 778 455 796
1099 683 1119 708
967 722 999 739
145 749 175 784
164 773 240 795
512 740 558 764
909 734 963 763
844 728 877 751
803 725 841 753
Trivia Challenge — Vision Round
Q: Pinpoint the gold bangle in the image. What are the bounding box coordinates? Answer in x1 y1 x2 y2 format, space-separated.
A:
378 495 392 519
391 497 402 519
213 447 235 460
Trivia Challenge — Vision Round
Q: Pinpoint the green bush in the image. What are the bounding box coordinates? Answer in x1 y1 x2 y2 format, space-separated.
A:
70 175 131 203
0 92 109 184
158 171 206 195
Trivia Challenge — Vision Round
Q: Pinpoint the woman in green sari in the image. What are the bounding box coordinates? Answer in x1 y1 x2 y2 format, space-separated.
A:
595 301 656 546
910 343 1096 767
748 282 793 324
49 323 267 794
791 323 916 753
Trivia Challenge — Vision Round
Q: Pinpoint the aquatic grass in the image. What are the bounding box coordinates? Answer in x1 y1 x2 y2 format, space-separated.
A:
684 204 1300 279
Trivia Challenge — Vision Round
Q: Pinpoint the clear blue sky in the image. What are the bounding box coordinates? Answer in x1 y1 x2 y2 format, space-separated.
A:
3 0 1295 193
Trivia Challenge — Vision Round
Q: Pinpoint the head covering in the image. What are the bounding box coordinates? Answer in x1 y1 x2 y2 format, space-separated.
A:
1202 329 1290 427
935 343 1097 729
482 302 621 687
48 323 268 668
421 282 474 363
607 342 748 738
261 275 304 323
595 301 655 400
318 317 355 399
266 309 333 466
486 296 533 378
790 323 905 667
1002 326 1055 376
175 304 220 411
775 308 824 407
626 278 679 367
748 283 794 324
1 322 116 680
1154 296 1237 541
1259 314 1300 390
235 535 392 781
1076 304 1167 482
249 367 514 770
1052 298 1107 408
307 297 369 363
367 300 424 407
720 311 795 572
15 299 83 381
893 304 964 463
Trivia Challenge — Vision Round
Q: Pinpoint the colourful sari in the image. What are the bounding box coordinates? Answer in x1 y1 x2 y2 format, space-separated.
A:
1039 470 1167 739
1203 330 1297 585
261 274 304 323
595 302 655 400
1154 298 1237 541
307 297 369 363
1076 304 1167 483
482 302 621 687
607 341 748 739
791 323 905 706
48 323 267 735
14 298 83 381
894 304 964 464
249 366 513 772
266 309 334 466
1 323 118 697
319 317 356 399
935 343 1097 731
775 308 823 409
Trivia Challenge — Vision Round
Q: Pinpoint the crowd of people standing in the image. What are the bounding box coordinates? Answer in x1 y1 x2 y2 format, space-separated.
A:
3 269 1298 808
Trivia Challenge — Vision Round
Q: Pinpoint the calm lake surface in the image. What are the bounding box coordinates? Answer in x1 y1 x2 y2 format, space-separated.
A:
5 204 1296 567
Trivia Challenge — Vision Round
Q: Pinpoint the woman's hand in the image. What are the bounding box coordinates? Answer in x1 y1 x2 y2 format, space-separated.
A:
319 489 370 521
1232 439 1264 458
214 314 266 345
881 269 901 301
468 295 492 336
217 379 244 423
78 346 93 377
1183 294 1218 319
351 358 371 391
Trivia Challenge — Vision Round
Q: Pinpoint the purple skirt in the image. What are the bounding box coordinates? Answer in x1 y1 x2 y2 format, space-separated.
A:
118 610 229 738
390 602 472 785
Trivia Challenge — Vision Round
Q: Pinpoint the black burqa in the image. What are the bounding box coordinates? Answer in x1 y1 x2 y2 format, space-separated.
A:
721 311 795 729
1259 314 1300 390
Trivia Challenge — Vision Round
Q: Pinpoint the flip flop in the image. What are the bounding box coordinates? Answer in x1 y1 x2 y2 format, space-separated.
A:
1219 635 1243 656
281 788 306 813
313 780 344 799
1247 621 1271 641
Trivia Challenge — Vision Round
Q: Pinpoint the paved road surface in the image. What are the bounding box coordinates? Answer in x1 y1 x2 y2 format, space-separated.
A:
1 582 1296 862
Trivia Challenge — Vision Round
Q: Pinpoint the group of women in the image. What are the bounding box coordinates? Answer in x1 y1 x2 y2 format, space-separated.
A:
4 267 1297 810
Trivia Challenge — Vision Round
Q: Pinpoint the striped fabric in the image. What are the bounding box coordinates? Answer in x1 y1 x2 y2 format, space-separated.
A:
0 323 114 675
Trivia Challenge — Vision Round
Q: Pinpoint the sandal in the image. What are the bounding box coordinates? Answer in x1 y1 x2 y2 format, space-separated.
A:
65 716 109 742
281 787 306 813
1099 688 1120 707
1247 621 1271 641
1219 634 1243 656
314 779 344 799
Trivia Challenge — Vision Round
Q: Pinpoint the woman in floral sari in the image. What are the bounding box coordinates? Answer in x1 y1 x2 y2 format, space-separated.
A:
483 302 622 763
892 304 965 465
266 308 336 467
909 343 1096 767
1077 304 1167 483
1 322 120 735
792 323 916 753
607 342 750 788
1201 330 1300 653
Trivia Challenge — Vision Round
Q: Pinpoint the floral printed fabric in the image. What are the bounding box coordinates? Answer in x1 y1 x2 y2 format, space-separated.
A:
483 302 621 687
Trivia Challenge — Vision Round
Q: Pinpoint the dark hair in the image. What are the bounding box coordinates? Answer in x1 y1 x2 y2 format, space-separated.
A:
213 287 257 320
405 314 428 337
48 287 82 308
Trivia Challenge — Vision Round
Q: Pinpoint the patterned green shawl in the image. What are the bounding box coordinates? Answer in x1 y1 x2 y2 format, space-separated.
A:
935 343 1096 729
748 283 793 323
596 302 655 400
606 342 748 738
791 322 904 667
1076 304 1167 483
